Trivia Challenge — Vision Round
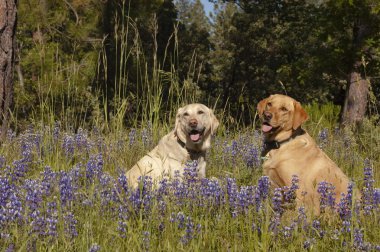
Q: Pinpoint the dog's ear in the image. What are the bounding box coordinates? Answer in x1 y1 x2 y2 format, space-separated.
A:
174 106 187 143
257 98 268 116
292 101 308 130
209 108 219 135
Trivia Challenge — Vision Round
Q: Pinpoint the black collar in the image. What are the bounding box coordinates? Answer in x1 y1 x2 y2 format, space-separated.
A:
177 138 203 158
261 128 305 157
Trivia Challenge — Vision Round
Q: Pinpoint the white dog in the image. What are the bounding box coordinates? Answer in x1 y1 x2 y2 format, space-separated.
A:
126 103 219 188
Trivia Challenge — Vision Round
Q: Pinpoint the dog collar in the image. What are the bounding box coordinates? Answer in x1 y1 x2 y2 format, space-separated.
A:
177 138 203 158
261 128 305 157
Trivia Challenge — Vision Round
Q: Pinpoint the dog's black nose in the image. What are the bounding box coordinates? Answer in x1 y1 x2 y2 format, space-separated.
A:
264 111 272 120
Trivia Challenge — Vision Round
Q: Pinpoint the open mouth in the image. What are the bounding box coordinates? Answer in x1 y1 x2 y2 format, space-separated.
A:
189 129 204 142
262 122 275 133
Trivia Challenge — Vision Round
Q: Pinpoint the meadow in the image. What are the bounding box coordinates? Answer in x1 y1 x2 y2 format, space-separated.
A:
0 103 379 251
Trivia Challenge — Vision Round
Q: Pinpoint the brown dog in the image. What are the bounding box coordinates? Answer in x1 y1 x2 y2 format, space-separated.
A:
257 94 350 215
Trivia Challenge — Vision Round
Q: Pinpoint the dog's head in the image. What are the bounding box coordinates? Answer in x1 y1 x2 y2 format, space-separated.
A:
257 94 308 140
175 103 219 152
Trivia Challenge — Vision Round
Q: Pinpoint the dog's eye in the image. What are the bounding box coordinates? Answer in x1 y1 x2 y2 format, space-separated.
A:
183 112 189 116
267 102 272 108
197 110 204 115
280 107 288 112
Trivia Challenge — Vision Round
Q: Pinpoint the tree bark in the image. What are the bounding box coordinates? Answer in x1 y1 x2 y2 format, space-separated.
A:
0 0 17 141
340 64 369 127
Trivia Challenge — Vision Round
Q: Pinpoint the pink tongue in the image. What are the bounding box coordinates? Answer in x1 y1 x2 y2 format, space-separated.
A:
262 124 273 133
190 133 200 142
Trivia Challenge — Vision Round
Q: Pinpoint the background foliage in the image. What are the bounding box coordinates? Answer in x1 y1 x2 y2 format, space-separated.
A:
14 0 380 129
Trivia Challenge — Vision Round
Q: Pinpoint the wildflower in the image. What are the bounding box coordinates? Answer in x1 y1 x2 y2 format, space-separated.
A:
128 128 137 146
318 128 329 148
362 159 375 215
353 228 370 251
272 188 284 215
46 200 58 238
284 175 299 203
317 181 336 213
0 155 5 169
53 121 60 142
254 176 270 212
86 154 104 183
75 128 92 153
337 183 353 231
62 133 75 158
89 243 101 252
303 238 315 249
59 171 75 208
141 122 153 147
142 231 150 251
183 161 199 185
64 212 78 239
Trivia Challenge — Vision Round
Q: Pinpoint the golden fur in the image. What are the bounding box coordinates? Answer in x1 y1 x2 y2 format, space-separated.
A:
257 94 350 215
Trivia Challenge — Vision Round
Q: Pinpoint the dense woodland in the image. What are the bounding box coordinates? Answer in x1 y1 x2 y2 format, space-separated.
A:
6 0 380 131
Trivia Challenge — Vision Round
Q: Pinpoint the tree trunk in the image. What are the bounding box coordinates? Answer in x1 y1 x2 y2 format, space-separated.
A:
340 64 369 126
0 0 17 141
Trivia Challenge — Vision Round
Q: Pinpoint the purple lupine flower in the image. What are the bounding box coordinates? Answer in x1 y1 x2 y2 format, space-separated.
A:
303 238 315 249
0 155 5 169
12 159 29 182
254 176 270 212
297 207 308 231
64 212 78 239
353 228 370 251
117 203 128 238
141 122 153 147
98 173 118 207
24 179 45 235
236 186 255 215
53 121 61 142
171 171 187 204
284 175 299 203
272 188 284 215
128 128 137 146
317 181 336 213
362 159 375 215
282 222 296 239
6 129 16 142
337 183 353 233
180 216 198 244
226 177 239 217
59 171 75 208
41 166 56 196
117 172 129 195
183 161 199 185
0 178 23 228
129 176 153 214
46 200 58 238
199 178 224 208
142 231 150 251
312 220 325 238
374 189 380 206
86 154 104 183
89 243 101 252
243 144 260 168
318 128 329 148
62 133 75 158
75 128 92 153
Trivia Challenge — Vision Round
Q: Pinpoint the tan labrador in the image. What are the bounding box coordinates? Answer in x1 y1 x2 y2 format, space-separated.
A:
126 103 219 188
257 94 349 215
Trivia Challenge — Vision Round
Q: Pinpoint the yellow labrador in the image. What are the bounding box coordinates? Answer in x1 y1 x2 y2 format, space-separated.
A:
126 103 219 188
257 94 349 215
